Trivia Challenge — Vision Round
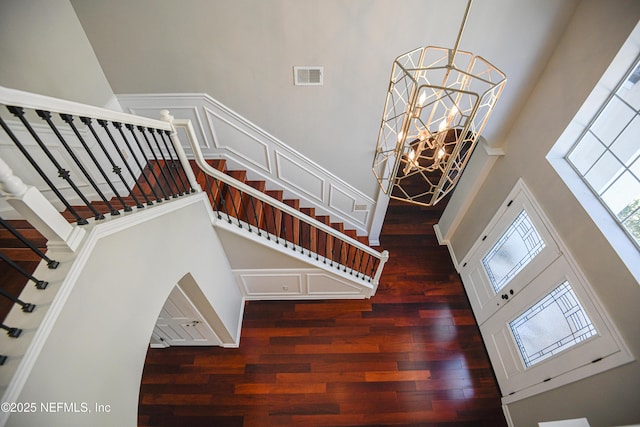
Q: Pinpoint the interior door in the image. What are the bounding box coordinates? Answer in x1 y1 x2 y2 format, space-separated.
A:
151 285 222 347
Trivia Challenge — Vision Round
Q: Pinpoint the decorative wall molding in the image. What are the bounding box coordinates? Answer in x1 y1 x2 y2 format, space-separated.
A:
117 93 376 236
234 268 370 300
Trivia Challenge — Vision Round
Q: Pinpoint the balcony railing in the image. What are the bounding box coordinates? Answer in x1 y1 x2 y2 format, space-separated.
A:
0 86 388 344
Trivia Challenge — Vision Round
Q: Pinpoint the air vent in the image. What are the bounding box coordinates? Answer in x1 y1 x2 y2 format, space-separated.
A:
294 66 323 86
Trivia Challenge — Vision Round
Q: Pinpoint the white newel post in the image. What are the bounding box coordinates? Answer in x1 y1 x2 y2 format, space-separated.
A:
159 110 202 193
0 157 85 252
372 249 390 289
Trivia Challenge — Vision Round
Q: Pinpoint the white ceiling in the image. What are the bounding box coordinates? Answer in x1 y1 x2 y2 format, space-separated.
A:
71 0 580 198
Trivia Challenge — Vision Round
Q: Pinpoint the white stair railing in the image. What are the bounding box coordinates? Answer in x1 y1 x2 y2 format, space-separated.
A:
161 111 389 287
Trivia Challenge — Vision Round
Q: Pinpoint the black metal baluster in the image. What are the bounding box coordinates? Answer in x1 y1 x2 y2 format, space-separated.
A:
112 122 154 206
159 130 191 194
350 248 359 277
36 110 106 220
264 203 275 242
262 201 278 243
239 190 252 233
96 120 145 209
203 174 218 214
126 124 163 203
280 210 289 248
355 249 366 278
247 195 262 237
0 252 48 289
0 287 35 313
366 257 376 282
204 173 234 224
9 107 99 221
61 114 122 216
225 183 243 229
343 243 353 272
138 126 171 200
0 217 58 269
333 238 344 269
0 323 22 338
1 110 87 225
149 128 181 197
80 117 132 212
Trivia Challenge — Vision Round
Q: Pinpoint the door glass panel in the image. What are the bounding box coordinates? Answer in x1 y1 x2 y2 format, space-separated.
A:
509 281 597 368
482 210 546 293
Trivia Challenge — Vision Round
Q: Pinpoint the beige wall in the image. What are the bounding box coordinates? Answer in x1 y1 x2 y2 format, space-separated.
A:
440 1 640 426
0 0 116 108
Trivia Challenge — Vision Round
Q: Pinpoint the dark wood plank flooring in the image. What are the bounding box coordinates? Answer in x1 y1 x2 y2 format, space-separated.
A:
138 199 507 427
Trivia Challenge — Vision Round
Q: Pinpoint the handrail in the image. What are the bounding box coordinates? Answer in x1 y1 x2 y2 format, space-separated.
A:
0 86 170 131
0 85 388 285
0 87 197 226
161 111 388 283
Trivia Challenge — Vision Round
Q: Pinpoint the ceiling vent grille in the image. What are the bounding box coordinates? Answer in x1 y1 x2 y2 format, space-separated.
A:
294 66 323 86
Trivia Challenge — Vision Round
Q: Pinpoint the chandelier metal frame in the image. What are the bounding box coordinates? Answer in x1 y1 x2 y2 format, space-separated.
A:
372 0 506 206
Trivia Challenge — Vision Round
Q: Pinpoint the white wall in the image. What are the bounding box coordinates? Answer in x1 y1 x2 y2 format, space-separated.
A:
439 1 640 426
6 195 243 427
69 0 577 201
0 0 117 109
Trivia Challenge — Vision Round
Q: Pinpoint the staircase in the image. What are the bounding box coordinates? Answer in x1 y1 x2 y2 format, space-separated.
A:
191 159 378 246
0 86 388 427
0 221 46 324
0 157 383 330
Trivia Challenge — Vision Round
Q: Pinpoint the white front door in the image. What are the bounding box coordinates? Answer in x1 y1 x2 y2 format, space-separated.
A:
458 180 631 403
151 285 222 347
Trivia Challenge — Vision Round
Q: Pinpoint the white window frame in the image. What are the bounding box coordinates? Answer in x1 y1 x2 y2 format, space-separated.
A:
547 21 640 285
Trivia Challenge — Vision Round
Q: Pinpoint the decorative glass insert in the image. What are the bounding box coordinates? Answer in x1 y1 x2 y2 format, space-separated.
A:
482 210 546 293
566 59 640 248
509 281 597 368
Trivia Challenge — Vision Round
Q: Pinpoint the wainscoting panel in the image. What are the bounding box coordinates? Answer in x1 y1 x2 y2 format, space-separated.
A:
235 269 371 300
329 183 369 225
238 272 304 296
307 272 363 295
275 151 324 203
117 93 376 236
204 106 271 173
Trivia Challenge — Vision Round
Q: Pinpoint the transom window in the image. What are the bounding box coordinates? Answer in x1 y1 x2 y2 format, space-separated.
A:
566 59 640 248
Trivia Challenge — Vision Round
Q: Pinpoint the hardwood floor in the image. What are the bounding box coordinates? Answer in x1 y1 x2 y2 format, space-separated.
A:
138 199 507 427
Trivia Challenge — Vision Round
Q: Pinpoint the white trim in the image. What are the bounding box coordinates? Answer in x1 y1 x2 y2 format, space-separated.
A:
502 404 515 427
546 21 640 286
0 86 169 130
433 223 461 270
368 187 389 246
222 298 245 348
116 93 376 236
435 138 504 257
213 217 376 296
